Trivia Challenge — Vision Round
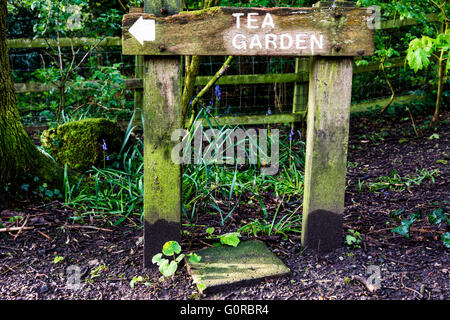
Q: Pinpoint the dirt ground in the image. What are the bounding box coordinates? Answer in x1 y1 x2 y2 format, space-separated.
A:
0 111 449 300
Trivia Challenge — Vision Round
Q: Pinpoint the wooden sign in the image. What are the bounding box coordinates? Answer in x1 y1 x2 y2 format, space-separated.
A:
122 7 374 56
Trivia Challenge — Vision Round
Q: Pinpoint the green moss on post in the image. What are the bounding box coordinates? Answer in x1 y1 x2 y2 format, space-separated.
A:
301 56 353 253
142 0 182 268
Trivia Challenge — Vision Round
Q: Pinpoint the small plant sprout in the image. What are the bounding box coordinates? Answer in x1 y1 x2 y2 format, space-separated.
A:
152 241 201 279
53 256 65 264
346 229 362 248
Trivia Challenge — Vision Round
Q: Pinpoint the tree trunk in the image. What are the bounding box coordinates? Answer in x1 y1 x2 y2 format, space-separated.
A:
0 0 63 188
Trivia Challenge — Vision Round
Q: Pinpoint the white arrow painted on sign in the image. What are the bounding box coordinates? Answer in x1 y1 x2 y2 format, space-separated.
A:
129 16 156 45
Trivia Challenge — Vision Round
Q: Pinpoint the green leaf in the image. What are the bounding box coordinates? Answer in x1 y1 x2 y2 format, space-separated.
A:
406 36 435 72
219 232 241 247
130 276 143 289
206 227 215 235
159 260 178 277
162 241 182 256
391 220 414 239
188 253 202 264
346 235 357 245
175 253 185 264
428 208 448 225
152 253 164 265
53 256 65 264
196 282 206 292
441 233 450 248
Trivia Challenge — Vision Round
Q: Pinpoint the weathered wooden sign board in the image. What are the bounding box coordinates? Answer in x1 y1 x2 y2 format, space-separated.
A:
123 7 374 56
122 1 374 267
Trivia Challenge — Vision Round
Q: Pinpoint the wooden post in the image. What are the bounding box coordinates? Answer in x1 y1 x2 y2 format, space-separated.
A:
292 58 309 114
134 56 144 114
301 56 353 253
301 1 355 253
143 0 182 267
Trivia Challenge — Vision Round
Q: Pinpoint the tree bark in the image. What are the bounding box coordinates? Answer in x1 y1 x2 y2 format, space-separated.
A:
0 0 63 188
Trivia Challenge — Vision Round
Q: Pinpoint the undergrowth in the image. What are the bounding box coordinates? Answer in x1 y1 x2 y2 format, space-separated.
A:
63 109 306 238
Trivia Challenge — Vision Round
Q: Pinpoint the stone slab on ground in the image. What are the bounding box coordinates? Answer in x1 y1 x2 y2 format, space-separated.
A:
186 240 290 291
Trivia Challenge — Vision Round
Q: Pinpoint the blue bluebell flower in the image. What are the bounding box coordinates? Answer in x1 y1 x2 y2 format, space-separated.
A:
102 139 108 151
266 108 272 116
289 130 295 142
215 85 221 101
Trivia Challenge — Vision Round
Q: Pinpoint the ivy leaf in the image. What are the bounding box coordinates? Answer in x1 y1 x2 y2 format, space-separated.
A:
162 241 181 256
428 208 447 225
391 211 419 239
206 227 215 236
391 220 414 239
346 235 357 246
219 232 241 247
441 233 450 248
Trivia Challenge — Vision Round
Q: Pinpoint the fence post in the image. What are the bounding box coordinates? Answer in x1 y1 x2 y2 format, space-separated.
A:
301 56 353 253
292 57 309 115
142 0 183 267
301 1 354 253
134 56 143 114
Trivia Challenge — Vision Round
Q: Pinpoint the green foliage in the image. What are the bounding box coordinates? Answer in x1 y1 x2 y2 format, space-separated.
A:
218 232 241 247
345 229 362 248
182 109 305 226
62 115 143 225
407 36 436 72
238 196 302 239
428 208 449 225
41 118 124 171
367 168 440 192
441 232 450 248
391 211 421 239
152 241 201 279
52 256 65 264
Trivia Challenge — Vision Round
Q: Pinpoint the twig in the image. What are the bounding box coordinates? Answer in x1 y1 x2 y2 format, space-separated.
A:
63 225 113 232
37 230 52 240
198 239 214 247
0 226 34 233
12 215 30 240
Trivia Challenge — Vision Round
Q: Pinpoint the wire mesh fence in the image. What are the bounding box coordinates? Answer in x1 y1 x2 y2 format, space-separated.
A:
10 44 431 128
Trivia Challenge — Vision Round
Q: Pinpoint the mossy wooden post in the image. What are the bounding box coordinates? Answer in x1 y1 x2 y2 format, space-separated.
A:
292 58 309 115
301 1 355 253
142 0 182 267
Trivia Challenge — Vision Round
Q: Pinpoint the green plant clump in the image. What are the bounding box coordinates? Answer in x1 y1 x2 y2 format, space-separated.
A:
41 118 124 171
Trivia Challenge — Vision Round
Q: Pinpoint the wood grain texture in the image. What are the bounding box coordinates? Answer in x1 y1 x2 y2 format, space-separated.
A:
122 6 374 56
301 56 353 253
